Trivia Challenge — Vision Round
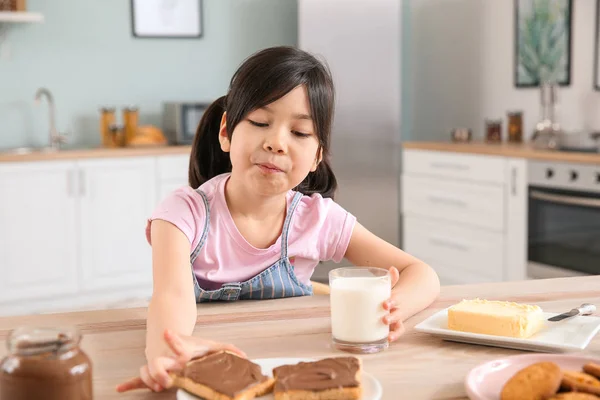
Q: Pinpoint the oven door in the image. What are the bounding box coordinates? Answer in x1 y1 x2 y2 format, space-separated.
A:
528 186 600 278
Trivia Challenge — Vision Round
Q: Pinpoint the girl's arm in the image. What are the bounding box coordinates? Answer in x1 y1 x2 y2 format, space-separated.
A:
117 220 245 393
343 222 440 328
145 219 198 362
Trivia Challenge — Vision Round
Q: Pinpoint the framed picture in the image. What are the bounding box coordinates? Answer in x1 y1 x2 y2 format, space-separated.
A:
595 0 600 90
514 0 572 87
131 0 203 39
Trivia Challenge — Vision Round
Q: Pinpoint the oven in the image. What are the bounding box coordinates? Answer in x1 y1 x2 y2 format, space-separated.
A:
527 160 600 279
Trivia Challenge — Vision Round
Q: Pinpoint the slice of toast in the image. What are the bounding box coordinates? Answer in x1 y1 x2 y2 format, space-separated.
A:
272 357 362 400
170 350 275 400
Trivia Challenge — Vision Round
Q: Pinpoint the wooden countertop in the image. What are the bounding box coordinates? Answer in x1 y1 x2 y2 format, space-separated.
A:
0 145 192 163
403 141 600 164
1 276 599 399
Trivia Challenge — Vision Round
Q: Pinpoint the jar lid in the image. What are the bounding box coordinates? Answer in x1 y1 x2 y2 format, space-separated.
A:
8 327 81 356
485 119 502 125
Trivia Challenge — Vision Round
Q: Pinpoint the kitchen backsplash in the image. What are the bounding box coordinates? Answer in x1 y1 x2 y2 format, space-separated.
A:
0 0 297 149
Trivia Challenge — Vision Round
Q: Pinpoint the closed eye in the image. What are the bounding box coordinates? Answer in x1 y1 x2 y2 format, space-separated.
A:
247 119 268 128
292 131 311 138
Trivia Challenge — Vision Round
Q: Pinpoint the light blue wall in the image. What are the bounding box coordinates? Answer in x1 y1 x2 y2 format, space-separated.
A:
0 0 298 149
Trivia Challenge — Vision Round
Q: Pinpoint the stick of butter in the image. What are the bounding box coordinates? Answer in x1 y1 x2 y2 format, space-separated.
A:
447 298 544 338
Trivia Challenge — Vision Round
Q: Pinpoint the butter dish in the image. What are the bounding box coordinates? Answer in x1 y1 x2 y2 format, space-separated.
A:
415 307 600 353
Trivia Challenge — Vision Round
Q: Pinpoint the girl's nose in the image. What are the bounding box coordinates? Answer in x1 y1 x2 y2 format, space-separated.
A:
263 129 287 154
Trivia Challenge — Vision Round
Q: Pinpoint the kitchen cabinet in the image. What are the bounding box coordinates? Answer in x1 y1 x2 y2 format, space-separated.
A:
0 153 190 316
78 157 156 291
0 161 79 303
401 175 505 231
401 149 527 285
157 154 190 202
504 158 528 282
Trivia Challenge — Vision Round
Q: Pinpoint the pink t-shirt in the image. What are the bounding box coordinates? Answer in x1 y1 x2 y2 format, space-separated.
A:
146 173 356 290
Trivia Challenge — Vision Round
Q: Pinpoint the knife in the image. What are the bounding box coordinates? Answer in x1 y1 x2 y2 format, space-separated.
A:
548 303 596 322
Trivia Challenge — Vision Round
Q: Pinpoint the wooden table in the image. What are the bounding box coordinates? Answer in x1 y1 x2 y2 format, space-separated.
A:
1 276 599 400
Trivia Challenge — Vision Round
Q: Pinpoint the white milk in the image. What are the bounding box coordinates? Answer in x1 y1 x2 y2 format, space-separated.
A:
330 276 391 343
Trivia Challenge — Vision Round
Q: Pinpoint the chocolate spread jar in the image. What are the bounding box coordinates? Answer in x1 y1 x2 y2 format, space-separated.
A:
0 327 93 400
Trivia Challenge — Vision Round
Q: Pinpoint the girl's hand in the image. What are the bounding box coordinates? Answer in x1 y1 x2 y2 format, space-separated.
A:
115 329 246 393
382 267 406 342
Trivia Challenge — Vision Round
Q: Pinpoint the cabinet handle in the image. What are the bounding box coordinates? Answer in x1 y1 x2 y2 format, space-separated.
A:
428 195 467 207
429 237 469 252
511 166 517 196
79 170 85 196
430 162 469 171
67 170 74 197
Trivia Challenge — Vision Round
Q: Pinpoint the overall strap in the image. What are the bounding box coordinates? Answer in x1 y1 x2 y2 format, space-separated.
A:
280 191 304 259
190 189 211 264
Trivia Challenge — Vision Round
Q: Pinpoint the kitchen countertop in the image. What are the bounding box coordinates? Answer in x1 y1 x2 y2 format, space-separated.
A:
0 145 192 163
1 276 598 399
403 141 600 164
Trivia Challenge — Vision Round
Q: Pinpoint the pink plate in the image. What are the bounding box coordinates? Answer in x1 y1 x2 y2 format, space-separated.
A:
465 353 600 400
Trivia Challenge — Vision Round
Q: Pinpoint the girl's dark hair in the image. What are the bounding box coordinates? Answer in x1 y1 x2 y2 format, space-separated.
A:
188 46 337 199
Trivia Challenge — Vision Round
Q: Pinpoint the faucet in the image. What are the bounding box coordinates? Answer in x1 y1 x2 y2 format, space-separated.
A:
34 87 67 150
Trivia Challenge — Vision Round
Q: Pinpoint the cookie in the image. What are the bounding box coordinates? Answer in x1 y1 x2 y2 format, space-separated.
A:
501 361 562 400
583 363 600 380
561 370 600 396
550 393 600 400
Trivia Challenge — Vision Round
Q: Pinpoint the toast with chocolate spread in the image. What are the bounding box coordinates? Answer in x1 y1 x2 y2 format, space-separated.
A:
272 357 362 400
170 351 275 400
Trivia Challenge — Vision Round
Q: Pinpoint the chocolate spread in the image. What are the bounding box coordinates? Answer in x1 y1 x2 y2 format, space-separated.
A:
273 357 360 392
0 328 93 400
181 351 269 398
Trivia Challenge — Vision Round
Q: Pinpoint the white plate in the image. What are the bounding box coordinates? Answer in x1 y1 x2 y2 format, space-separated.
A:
414 308 600 352
177 357 382 400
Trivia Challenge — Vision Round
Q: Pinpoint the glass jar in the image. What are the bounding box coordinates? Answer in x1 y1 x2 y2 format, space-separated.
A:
0 0 16 11
99 107 116 148
0 327 93 400
123 106 139 145
507 111 523 143
485 119 502 143
108 123 125 147
531 82 562 150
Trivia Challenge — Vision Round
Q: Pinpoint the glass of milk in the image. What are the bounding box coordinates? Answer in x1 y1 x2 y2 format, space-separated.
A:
329 267 391 354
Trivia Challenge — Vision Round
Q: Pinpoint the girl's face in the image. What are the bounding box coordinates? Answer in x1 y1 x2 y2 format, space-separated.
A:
219 85 322 196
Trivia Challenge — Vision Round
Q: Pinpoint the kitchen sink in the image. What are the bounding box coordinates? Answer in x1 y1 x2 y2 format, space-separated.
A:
0 146 59 155
0 144 95 155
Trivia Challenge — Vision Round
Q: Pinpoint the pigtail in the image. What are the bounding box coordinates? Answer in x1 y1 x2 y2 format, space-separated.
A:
188 95 230 188
296 156 337 199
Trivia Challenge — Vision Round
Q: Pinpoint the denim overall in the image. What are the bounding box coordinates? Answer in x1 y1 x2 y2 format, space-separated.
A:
190 189 313 302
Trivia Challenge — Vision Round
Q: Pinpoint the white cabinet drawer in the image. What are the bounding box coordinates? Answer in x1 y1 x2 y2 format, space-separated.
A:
429 261 494 286
157 154 190 182
430 260 496 285
401 175 505 231
403 216 504 281
403 149 506 184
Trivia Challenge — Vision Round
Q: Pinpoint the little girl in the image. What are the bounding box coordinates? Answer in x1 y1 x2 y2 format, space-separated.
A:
117 46 439 393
